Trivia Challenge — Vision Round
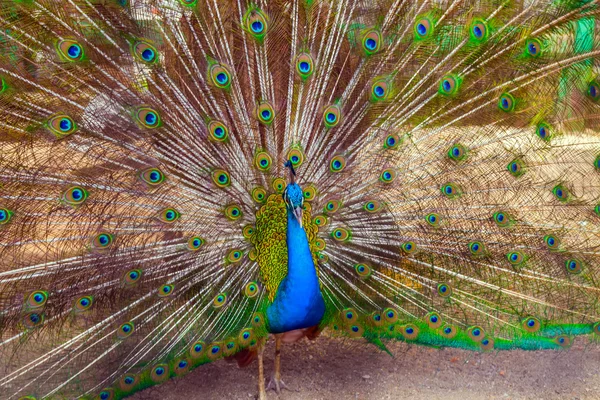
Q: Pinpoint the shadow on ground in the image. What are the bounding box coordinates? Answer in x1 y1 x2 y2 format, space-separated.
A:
130 335 599 400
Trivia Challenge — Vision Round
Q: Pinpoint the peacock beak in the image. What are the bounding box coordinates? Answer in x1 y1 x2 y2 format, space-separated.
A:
293 206 303 228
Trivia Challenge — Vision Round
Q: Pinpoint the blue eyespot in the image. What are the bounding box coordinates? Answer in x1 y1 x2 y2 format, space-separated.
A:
251 20 264 33
98 235 109 245
326 112 336 123
374 85 385 97
142 48 155 62
405 327 414 334
261 110 271 119
442 80 451 92
124 376 134 384
365 38 377 50
539 126 546 137
417 23 427 36
299 61 310 73
178 360 188 369
473 26 482 38
216 72 228 84
430 315 438 323
145 112 157 125
59 118 72 132
155 367 164 376
68 44 81 59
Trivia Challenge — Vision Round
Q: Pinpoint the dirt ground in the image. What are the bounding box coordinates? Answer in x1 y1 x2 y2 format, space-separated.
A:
130 335 600 400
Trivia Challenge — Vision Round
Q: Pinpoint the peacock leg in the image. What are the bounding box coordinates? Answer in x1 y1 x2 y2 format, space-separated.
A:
266 334 291 394
257 343 267 400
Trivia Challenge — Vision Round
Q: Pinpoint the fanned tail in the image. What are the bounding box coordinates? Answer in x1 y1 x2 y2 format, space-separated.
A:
0 1 599 399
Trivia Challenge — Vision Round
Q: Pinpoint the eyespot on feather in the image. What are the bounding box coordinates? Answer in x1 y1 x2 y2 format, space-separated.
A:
57 39 84 61
0 208 13 225
498 93 516 112
91 233 114 251
362 29 382 55
252 187 267 203
158 208 180 223
47 114 77 138
134 107 161 129
123 269 142 286
117 322 134 339
323 104 342 128
425 312 442 329
256 101 275 125
139 168 165 187
73 296 94 313
208 120 229 142
133 41 158 64
188 236 204 251
296 53 314 79
212 169 231 188
254 151 272 172
62 186 88 206
189 341 206 359
151 364 169 382
329 156 346 172
224 205 243 221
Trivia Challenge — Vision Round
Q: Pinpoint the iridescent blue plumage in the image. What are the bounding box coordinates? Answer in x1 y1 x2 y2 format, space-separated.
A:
267 183 325 333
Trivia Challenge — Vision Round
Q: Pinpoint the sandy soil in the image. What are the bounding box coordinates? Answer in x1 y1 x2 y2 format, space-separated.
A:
130 335 600 400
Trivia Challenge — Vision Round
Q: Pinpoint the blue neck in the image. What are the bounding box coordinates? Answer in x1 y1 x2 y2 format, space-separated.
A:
266 208 325 333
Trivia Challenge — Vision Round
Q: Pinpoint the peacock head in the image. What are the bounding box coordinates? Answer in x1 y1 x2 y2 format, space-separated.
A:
283 160 304 227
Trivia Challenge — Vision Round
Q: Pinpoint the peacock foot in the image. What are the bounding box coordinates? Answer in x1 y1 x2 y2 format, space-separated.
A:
266 375 296 394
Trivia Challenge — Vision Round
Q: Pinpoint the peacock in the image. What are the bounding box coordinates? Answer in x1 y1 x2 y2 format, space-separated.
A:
0 0 600 399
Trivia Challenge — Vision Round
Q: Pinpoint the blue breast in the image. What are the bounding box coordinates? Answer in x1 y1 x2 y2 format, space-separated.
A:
266 209 325 333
